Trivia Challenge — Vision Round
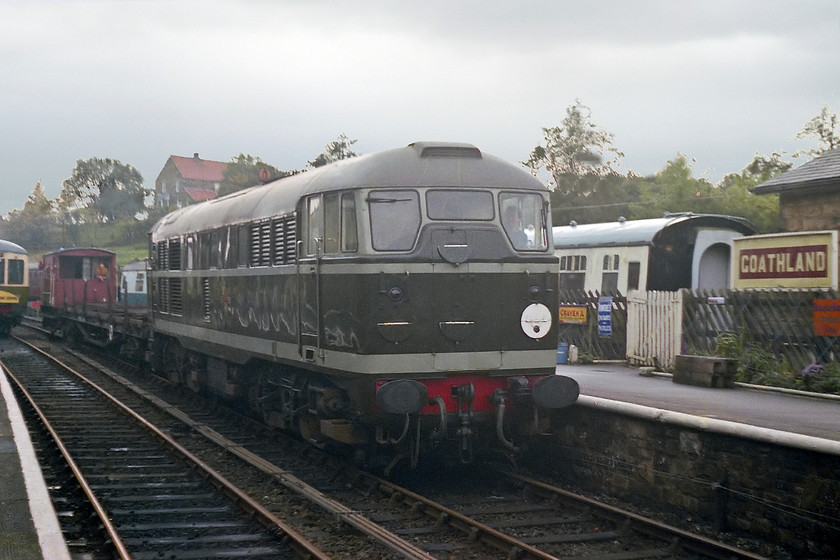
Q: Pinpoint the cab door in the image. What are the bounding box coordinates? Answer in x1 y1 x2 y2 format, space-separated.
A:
298 196 322 361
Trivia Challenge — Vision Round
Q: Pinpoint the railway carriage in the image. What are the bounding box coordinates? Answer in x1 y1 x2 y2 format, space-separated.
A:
0 239 29 336
149 141 578 468
553 213 757 294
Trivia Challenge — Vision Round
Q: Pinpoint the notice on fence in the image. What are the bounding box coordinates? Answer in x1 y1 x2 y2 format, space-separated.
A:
598 296 613 338
814 299 840 337
559 305 587 324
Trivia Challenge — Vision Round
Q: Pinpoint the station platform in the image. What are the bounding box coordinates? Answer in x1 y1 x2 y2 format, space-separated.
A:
0 363 70 560
558 361 840 445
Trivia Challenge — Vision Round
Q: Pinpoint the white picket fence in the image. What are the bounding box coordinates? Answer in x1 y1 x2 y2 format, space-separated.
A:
626 290 684 369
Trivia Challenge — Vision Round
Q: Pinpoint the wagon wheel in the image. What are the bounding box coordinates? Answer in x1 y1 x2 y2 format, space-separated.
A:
65 321 83 348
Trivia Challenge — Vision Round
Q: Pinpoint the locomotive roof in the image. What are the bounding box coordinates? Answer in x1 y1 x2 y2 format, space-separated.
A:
552 213 757 249
0 239 27 254
43 247 116 258
150 142 546 239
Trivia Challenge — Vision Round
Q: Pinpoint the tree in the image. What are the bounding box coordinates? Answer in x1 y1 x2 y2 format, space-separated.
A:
218 154 295 197
523 99 625 196
550 174 641 226
631 155 720 219
716 153 788 233
793 104 840 158
60 158 146 223
0 181 56 250
308 133 359 168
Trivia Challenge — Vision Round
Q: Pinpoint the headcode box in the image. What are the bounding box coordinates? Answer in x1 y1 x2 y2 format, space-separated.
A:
732 230 838 290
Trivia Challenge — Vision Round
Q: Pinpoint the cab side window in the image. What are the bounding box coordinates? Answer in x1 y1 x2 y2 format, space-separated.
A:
305 191 358 256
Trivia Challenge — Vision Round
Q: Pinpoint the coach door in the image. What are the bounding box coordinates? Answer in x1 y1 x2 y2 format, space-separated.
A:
298 196 323 361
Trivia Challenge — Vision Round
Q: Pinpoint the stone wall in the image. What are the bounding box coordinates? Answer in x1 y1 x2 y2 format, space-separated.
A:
780 190 840 232
538 405 840 558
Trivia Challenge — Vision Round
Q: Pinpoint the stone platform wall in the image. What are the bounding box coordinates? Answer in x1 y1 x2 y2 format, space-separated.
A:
538 405 840 558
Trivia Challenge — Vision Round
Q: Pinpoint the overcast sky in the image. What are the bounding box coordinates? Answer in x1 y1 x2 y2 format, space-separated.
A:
1 0 838 217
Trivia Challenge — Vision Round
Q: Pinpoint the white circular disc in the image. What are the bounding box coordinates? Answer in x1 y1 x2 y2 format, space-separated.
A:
520 303 552 339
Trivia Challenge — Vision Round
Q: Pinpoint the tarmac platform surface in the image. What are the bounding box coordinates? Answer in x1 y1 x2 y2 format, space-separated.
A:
0 362 71 560
558 362 840 442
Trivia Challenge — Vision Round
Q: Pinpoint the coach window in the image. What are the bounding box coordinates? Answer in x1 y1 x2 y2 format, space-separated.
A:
369 190 420 251
559 254 586 290
0 260 4 284
8 258 24 285
628 262 641 291
601 254 619 294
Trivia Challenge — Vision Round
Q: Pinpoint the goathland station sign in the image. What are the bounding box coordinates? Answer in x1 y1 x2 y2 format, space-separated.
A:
732 230 838 290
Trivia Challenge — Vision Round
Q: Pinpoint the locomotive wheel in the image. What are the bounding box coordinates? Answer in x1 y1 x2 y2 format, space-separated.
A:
251 372 284 427
163 342 189 385
297 412 323 445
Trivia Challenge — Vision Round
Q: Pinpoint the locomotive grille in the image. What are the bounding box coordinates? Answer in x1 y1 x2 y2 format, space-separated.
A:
156 241 168 270
169 278 183 315
202 277 210 321
157 276 169 313
272 215 296 265
168 238 181 270
250 221 272 267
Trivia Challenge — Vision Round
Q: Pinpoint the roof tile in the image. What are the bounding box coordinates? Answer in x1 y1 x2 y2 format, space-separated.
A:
171 154 228 182
753 148 840 194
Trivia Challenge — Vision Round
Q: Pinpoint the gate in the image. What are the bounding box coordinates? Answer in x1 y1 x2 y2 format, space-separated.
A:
626 290 684 369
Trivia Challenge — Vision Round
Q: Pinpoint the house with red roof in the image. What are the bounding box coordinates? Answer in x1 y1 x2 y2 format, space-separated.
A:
154 153 228 208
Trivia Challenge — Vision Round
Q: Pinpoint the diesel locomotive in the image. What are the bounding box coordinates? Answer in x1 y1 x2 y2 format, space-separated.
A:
43 142 579 470
0 240 29 336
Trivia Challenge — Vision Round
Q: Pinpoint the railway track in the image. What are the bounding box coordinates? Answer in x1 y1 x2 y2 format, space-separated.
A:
5 327 769 559
0 337 328 559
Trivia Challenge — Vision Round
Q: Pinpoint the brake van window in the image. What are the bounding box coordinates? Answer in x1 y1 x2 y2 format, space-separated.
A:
369 190 420 251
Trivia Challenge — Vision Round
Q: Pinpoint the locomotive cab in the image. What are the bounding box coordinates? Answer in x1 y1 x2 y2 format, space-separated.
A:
0 240 29 336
